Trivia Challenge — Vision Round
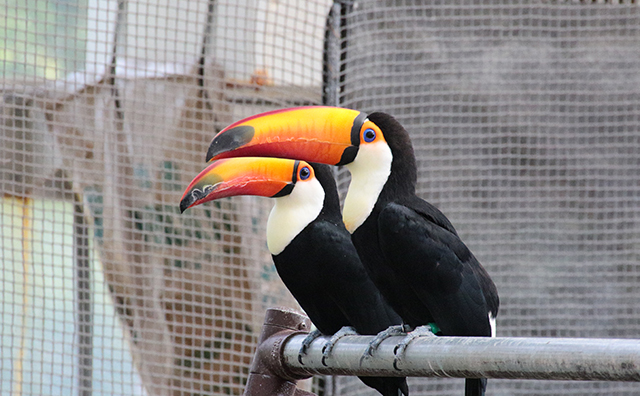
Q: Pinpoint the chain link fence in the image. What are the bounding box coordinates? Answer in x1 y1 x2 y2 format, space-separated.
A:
2 1 639 396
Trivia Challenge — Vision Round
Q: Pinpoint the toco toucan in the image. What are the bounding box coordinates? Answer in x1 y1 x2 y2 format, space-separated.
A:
179 157 409 396
204 106 500 396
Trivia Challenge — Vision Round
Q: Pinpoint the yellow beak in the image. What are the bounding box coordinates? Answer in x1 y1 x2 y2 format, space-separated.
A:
206 106 367 166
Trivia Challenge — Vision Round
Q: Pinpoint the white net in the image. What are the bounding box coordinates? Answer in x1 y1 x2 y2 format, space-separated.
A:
2 1 640 396
2 0 329 395
333 1 640 395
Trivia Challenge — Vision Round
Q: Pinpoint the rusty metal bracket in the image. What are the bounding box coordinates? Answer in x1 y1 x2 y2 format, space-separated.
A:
244 307 316 396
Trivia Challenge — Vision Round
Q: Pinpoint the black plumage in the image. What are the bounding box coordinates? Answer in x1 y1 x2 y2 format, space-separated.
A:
350 113 499 396
274 163 408 396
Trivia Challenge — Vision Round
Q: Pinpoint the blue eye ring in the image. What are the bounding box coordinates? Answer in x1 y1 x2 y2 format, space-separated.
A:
363 128 376 143
299 166 311 180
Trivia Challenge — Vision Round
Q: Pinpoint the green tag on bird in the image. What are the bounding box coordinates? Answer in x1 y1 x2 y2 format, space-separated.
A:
428 322 441 335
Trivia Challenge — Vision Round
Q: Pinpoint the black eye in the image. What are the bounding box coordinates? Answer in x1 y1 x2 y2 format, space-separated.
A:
299 166 311 180
363 128 376 143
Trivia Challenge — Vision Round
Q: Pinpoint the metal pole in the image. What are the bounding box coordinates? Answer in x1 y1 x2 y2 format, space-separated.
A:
108 0 127 128
197 0 216 113
74 192 93 396
322 2 341 106
280 331 640 382
322 0 353 107
12 197 32 396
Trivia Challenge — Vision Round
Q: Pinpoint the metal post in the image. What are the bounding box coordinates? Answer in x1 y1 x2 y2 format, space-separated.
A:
322 0 353 107
108 0 127 126
322 2 341 106
197 0 216 113
74 192 93 396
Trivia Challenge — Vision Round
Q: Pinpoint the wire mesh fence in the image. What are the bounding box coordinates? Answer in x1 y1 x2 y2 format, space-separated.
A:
333 1 640 395
1 1 640 396
2 1 329 395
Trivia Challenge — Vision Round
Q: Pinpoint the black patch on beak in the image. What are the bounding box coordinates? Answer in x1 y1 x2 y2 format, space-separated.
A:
272 183 294 198
337 146 358 166
179 184 217 213
350 112 368 146
179 194 196 213
206 125 255 162
334 111 366 166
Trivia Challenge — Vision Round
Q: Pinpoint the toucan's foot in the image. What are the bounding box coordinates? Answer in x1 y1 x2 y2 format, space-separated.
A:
361 324 409 363
393 325 436 370
298 329 323 364
321 326 358 366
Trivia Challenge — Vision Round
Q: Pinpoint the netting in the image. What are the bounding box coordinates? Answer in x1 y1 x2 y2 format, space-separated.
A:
332 1 640 395
2 0 329 395
1 1 640 396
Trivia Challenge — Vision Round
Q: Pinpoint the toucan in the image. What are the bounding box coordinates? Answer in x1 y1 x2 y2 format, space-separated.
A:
204 106 500 396
179 157 409 396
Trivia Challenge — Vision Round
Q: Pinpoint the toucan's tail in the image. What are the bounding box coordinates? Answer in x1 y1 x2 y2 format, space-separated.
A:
465 378 486 396
360 376 409 396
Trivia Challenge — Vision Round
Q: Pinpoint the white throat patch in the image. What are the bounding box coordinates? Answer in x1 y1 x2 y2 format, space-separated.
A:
342 141 393 233
267 178 325 255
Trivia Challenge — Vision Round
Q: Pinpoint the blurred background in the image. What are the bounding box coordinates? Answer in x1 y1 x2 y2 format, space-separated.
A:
1 1 639 395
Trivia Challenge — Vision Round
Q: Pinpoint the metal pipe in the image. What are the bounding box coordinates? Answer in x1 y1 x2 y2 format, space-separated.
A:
281 333 640 382
12 197 32 396
322 2 341 106
108 0 127 126
73 191 93 396
197 0 216 112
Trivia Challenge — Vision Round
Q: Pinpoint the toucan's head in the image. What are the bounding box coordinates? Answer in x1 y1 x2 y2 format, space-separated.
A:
179 157 326 255
179 157 316 213
205 106 416 233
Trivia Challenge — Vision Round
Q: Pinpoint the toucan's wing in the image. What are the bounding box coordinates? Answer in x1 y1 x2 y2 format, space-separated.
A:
378 201 494 336
274 219 402 335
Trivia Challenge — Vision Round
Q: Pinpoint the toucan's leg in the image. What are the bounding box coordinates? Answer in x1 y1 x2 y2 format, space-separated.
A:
361 324 410 362
393 325 436 370
298 329 323 364
321 326 358 366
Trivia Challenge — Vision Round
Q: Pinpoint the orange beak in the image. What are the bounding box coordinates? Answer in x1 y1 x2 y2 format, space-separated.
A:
206 106 367 166
179 157 307 213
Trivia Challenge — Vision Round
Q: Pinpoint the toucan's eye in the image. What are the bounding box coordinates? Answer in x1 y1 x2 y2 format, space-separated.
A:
363 128 376 143
299 166 311 180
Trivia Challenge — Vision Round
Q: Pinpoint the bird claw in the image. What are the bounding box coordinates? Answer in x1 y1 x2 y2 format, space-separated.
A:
321 326 358 366
392 325 436 370
298 329 323 365
360 324 408 364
